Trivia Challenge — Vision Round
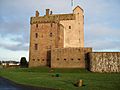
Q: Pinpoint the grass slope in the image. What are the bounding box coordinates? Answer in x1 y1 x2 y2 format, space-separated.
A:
0 67 120 90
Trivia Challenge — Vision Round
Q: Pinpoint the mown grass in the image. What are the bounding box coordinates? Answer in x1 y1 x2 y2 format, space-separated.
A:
0 67 120 90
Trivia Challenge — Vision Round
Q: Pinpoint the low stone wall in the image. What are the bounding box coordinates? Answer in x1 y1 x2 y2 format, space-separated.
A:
51 48 92 68
89 52 120 72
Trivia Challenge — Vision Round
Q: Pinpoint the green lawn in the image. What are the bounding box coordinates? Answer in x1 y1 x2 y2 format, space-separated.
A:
0 67 120 90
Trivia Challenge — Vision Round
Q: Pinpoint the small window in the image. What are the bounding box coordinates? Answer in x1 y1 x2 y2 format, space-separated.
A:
42 59 44 61
64 59 66 61
71 58 73 60
35 44 38 50
33 59 35 61
69 26 71 29
78 58 80 60
57 58 59 61
35 33 38 38
51 23 52 27
37 59 40 61
50 33 52 37
36 24 38 28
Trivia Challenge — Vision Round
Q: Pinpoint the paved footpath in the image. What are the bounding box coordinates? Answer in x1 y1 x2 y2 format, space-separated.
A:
0 77 55 90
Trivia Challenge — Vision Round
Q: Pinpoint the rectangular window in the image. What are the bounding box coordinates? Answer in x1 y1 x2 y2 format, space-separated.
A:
69 26 71 29
33 59 35 61
78 58 80 60
36 24 38 28
50 33 52 37
35 33 38 38
51 23 52 27
35 44 38 50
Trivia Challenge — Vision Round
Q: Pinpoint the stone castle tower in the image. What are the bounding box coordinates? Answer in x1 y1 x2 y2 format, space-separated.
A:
29 6 85 67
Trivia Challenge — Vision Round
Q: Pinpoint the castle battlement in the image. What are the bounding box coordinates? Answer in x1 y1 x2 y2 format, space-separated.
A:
30 14 75 24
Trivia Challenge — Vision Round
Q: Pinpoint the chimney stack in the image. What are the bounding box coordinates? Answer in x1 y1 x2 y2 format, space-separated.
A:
46 9 50 16
36 10 39 17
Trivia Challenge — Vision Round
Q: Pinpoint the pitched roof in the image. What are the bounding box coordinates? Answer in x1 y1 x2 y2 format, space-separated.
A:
73 6 84 12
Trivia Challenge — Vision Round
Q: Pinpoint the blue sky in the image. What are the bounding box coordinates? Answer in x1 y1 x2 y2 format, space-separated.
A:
0 0 120 61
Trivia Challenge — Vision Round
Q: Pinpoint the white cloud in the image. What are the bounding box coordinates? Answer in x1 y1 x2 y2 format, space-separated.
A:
0 48 28 61
85 23 120 50
0 0 120 60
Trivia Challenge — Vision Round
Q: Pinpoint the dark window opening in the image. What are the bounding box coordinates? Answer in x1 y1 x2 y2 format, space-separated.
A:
51 23 52 27
57 58 59 61
37 59 40 61
78 58 80 60
69 26 71 29
64 59 66 61
33 59 35 61
42 59 44 61
36 24 38 28
71 58 73 60
35 44 38 50
50 33 52 37
35 33 38 38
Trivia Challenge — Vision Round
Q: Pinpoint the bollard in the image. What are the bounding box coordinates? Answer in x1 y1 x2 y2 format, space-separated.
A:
76 80 83 87
79 80 83 87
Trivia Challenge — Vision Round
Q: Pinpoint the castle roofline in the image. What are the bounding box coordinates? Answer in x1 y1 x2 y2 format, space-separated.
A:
30 13 75 24
31 13 74 18
73 6 84 12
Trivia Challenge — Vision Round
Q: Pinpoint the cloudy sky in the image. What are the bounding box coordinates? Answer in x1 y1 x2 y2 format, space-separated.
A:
0 0 120 61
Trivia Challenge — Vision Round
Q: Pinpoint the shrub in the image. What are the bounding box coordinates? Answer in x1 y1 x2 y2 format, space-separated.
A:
20 57 28 68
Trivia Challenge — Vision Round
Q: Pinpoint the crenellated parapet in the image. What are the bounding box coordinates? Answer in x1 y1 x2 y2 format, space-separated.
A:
30 14 75 24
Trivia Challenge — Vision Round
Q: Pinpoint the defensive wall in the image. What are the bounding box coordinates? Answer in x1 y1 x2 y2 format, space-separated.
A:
51 48 92 68
89 52 120 72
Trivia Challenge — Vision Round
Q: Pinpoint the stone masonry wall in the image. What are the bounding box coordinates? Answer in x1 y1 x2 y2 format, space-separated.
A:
60 6 84 48
29 22 64 67
51 48 92 68
89 52 120 72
